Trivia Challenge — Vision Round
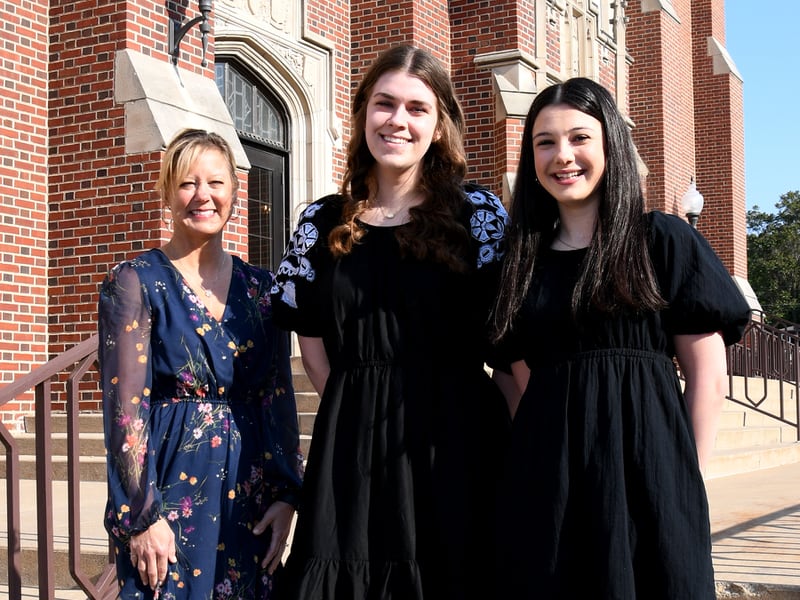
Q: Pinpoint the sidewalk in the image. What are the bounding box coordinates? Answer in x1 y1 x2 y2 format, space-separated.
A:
706 462 800 596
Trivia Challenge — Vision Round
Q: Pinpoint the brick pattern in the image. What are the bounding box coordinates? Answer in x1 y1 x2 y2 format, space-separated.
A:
0 0 746 425
690 0 747 276
307 0 350 181
0 0 49 423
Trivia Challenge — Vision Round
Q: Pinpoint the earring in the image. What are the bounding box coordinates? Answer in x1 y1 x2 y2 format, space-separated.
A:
162 207 173 231
229 204 239 221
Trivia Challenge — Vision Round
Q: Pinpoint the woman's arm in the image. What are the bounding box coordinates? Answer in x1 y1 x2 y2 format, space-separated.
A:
674 331 729 474
492 366 524 420
298 335 330 396
99 263 175 589
503 360 531 420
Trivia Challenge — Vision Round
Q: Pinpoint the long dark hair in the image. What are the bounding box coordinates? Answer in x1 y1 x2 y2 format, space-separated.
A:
328 45 471 271
491 77 665 341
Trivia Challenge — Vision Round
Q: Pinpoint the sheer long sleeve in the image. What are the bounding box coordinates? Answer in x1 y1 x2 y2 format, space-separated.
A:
266 324 304 507
98 262 162 542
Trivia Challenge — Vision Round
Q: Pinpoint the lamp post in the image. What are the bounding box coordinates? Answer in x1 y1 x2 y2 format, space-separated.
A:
169 0 213 67
681 177 704 229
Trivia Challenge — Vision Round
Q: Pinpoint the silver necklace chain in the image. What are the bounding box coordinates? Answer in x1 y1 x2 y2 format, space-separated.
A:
171 252 227 298
557 237 585 250
197 253 227 297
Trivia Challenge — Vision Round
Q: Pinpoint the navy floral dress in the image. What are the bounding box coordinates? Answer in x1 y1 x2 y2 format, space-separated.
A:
270 185 509 599
98 249 303 600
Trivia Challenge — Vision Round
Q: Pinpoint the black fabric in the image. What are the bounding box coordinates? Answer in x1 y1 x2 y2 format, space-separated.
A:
271 189 509 599
496 211 750 599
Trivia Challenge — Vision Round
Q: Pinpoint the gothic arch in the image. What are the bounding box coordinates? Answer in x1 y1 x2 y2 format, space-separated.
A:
214 4 340 225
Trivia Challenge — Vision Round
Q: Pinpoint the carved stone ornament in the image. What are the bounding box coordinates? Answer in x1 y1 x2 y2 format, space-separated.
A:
217 0 292 31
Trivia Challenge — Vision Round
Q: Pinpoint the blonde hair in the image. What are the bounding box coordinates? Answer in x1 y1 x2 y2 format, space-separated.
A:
157 129 239 204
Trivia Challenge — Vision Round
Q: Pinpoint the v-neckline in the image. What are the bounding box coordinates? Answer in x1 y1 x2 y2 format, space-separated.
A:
156 248 232 324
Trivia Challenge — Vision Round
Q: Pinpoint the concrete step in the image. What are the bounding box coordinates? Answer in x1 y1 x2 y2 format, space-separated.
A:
300 434 311 458
720 407 800 432
0 546 109 590
295 391 320 413
0 454 107 482
0 479 110 589
298 412 316 436
11 432 106 457
23 412 104 435
707 442 800 480
714 426 784 451
292 373 317 394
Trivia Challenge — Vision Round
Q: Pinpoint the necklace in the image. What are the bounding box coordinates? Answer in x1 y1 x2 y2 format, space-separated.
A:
169 251 227 298
379 205 397 219
557 237 586 250
372 193 419 221
197 253 227 297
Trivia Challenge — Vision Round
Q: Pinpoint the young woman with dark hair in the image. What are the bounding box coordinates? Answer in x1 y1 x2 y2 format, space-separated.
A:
271 45 509 599
491 77 750 598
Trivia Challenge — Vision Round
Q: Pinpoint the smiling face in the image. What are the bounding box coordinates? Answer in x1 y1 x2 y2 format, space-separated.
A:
364 69 440 182
166 147 235 243
531 104 606 210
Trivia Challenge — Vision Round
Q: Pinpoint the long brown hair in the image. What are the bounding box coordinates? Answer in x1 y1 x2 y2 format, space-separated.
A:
329 45 471 271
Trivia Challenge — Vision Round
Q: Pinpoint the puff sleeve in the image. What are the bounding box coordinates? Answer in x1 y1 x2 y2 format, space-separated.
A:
648 211 751 346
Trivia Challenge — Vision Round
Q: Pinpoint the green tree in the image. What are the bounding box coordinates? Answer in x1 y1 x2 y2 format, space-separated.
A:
747 190 800 323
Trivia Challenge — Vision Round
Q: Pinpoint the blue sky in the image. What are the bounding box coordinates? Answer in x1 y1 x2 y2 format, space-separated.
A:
726 2 799 213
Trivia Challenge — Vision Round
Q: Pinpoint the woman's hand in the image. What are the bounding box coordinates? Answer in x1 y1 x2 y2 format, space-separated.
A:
253 500 296 574
128 517 177 590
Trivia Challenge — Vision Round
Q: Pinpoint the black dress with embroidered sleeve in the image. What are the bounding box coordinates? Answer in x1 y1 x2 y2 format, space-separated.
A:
270 186 508 599
496 211 751 599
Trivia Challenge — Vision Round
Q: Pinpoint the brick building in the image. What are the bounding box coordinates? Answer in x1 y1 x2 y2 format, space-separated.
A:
0 0 747 425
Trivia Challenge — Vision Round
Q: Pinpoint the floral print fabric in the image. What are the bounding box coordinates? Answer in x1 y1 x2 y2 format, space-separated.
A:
98 249 303 599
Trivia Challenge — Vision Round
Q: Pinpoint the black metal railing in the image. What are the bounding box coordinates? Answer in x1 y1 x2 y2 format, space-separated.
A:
0 334 117 600
727 311 800 440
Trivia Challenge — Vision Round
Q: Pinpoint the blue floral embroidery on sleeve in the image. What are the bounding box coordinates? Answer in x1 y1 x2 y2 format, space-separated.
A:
270 207 323 308
466 187 508 268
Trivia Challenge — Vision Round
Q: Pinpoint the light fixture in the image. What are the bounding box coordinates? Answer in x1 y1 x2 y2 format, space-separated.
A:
681 177 704 229
168 0 213 67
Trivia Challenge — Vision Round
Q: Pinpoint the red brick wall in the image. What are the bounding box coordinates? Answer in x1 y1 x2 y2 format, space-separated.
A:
0 0 49 424
450 0 521 193
307 1 351 182
627 0 697 216
691 0 747 277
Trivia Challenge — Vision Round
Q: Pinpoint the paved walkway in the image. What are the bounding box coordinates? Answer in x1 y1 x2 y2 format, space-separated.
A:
3 464 800 597
706 462 800 595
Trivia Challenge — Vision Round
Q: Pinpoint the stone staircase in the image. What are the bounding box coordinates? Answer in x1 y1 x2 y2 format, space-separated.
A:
706 375 800 479
293 356 319 459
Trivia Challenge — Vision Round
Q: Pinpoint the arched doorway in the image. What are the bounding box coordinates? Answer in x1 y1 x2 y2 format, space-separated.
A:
215 60 290 271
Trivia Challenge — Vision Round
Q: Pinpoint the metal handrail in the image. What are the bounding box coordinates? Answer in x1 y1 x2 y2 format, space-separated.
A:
0 334 117 599
727 311 800 441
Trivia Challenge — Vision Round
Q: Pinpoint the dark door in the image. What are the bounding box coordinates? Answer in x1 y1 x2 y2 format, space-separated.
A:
242 143 287 272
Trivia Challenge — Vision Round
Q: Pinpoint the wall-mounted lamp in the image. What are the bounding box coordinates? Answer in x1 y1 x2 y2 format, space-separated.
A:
681 176 704 229
169 0 213 67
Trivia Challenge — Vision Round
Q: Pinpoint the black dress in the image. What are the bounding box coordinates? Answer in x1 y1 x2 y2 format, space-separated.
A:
270 186 509 599
496 212 751 599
